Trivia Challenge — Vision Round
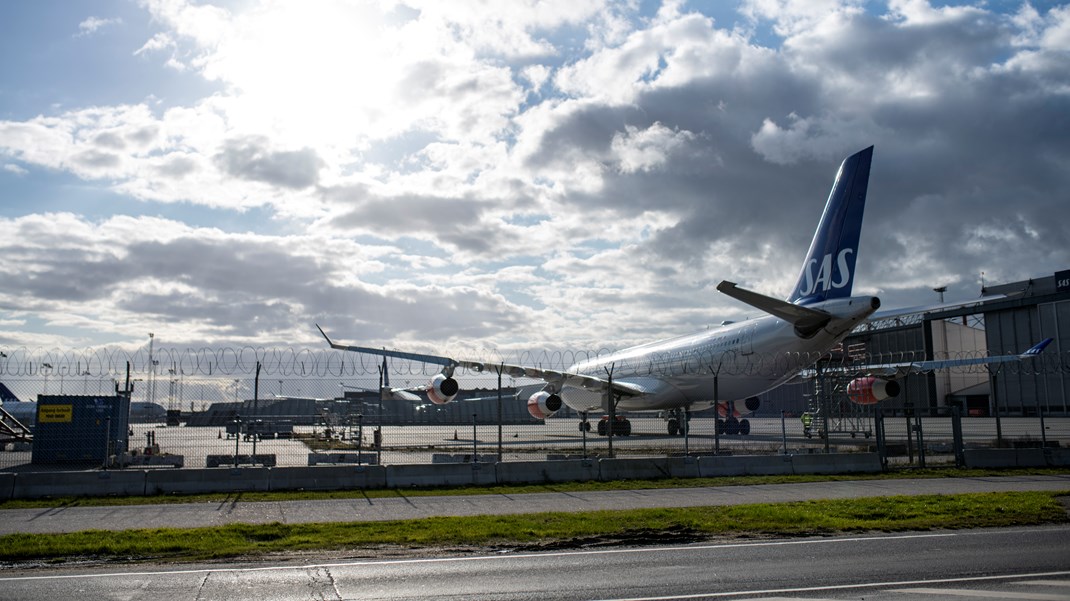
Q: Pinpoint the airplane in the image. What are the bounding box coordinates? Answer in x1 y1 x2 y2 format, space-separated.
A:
317 146 1053 437
0 382 169 426
0 382 36 432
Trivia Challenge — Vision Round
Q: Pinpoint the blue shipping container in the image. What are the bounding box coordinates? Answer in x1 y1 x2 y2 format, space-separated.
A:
31 394 131 464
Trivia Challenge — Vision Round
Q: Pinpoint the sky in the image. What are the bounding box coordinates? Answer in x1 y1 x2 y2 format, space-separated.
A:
1 0 1068 360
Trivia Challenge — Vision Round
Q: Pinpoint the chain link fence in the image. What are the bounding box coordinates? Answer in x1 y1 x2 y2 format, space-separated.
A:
1 346 1067 472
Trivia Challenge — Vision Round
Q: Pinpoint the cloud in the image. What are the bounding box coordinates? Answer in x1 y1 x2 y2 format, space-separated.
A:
76 16 122 37
1 1 1068 352
215 136 324 189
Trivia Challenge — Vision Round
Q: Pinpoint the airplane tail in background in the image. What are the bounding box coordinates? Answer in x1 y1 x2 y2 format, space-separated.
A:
0 382 22 404
787 146 873 305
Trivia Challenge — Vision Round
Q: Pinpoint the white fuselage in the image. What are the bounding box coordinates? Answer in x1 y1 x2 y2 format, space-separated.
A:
559 296 880 412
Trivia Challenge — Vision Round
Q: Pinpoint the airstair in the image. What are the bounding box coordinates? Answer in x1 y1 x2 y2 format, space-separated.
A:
804 343 873 439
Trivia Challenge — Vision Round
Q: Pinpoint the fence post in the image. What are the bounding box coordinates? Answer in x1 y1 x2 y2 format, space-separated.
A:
915 409 926 468
780 410 788 455
951 405 964 467
875 410 887 470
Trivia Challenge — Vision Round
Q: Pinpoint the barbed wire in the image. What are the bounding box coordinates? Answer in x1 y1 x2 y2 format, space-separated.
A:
1 346 1066 379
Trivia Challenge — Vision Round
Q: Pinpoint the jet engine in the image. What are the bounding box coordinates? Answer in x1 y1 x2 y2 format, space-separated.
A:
717 397 761 418
527 391 563 420
846 376 900 405
427 373 459 405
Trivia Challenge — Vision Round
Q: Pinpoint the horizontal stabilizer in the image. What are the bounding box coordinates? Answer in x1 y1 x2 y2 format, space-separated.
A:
717 281 831 335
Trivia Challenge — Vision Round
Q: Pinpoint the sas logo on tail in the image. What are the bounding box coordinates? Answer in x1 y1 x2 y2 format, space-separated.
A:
798 248 854 297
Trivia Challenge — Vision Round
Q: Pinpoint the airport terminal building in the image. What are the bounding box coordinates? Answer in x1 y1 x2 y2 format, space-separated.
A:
764 270 1070 417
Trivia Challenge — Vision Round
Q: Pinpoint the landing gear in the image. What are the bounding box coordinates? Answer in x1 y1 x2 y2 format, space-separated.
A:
597 415 631 436
579 420 591 432
716 416 751 436
665 408 690 436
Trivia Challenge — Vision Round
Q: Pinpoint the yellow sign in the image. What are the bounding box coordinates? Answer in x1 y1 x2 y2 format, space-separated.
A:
38 404 73 423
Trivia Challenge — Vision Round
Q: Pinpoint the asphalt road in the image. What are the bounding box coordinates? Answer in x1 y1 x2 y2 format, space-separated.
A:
2 474 1069 535
1 527 1068 600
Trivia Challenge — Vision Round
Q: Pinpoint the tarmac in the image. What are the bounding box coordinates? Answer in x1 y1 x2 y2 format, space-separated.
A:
1 474 1068 535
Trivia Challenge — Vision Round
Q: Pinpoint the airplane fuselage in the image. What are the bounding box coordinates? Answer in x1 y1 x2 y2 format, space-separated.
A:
561 296 880 413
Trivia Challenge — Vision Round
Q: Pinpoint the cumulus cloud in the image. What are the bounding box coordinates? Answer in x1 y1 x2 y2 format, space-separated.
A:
0 0 1068 353
215 136 324 189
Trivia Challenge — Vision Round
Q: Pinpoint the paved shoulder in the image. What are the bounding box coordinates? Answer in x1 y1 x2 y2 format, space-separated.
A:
1 475 1067 535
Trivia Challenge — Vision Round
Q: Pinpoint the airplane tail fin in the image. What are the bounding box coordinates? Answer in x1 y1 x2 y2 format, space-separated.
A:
787 146 873 305
0 381 22 404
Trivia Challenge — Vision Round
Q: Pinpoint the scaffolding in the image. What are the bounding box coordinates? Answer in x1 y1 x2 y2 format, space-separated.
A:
804 343 874 439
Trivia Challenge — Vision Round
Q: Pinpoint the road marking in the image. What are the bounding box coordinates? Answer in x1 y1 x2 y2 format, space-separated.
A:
890 587 1070 600
585 572 1070 601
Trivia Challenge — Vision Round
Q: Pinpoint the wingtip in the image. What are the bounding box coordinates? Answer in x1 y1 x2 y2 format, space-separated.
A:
315 323 330 342
1022 337 1054 357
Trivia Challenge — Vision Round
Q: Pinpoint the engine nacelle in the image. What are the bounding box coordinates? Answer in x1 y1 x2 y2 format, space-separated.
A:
527 391 563 420
847 377 900 405
717 397 761 418
427 373 459 405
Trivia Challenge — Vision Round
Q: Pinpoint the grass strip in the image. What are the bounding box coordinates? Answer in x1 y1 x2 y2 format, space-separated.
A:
1 490 1066 563
2 466 1067 510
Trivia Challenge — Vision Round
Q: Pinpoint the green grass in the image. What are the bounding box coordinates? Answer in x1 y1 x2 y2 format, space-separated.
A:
1 466 1067 510
1 490 1065 563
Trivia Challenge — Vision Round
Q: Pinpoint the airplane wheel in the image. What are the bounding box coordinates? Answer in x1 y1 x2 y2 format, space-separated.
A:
716 419 726 435
620 419 632 437
726 417 740 435
579 421 591 432
739 419 750 436
597 420 607 436
667 419 679 436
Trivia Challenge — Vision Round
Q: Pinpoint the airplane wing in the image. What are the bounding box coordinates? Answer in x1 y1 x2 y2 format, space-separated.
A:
316 325 644 397
823 338 1053 378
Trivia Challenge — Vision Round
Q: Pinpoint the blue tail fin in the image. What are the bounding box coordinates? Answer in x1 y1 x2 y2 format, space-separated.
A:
788 146 873 305
0 382 22 403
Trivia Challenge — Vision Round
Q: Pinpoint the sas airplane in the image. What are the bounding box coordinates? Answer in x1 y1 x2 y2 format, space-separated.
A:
318 146 1052 437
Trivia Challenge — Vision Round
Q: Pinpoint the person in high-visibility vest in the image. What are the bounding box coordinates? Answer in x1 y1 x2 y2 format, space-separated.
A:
801 412 813 436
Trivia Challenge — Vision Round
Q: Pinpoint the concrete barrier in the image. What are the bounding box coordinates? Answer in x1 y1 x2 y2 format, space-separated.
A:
13 470 147 499
598 458 677 481
963 449 1018 468
269 465 387 491
145 467 271 495
700 454 794 476
1046 448 1070 466
206 454 276 468
791 452 882 475
386 462 498 488
1014 448 1047 467
0 472 13 500
431 453 500 464
308 453 378 466
496 459 599 484
665 457 701 478
697 455 747 477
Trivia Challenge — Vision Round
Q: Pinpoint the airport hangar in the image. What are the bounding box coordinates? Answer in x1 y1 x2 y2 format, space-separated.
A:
761 270 1070 418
